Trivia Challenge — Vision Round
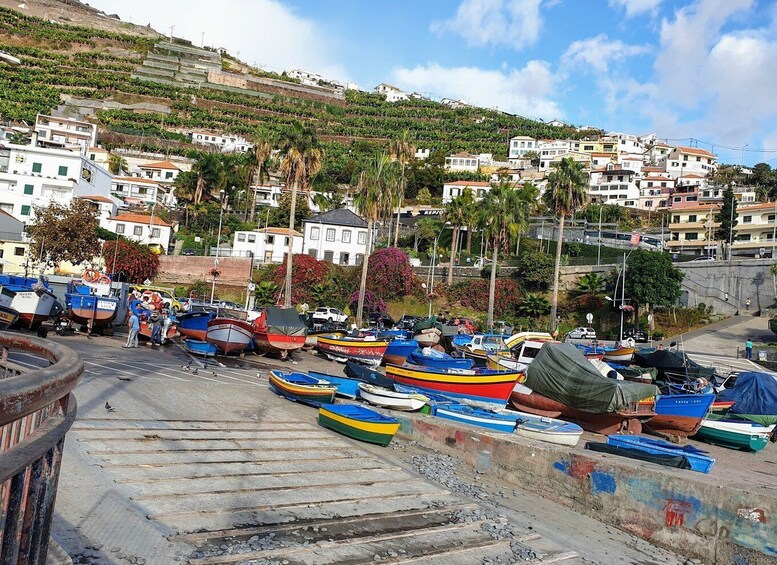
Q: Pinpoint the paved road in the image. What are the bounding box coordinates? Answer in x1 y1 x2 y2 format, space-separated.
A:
14 331 691 564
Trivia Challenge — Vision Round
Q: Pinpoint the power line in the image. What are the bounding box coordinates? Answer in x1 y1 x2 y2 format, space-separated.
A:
662 137 777 154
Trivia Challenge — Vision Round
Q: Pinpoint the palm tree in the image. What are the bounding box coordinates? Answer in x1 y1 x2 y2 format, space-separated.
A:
543 157 589 328
575 272 604 296
478 182 528 330
279 122 324 307
312 190 346 212
520 293 550 319
459 187 477 254
192 154 226 205
444 195 466 286
247 136 273 223
353 151 396 326
388 131 415 247
512 182 540 254
108 154 128 175
8 131 30 145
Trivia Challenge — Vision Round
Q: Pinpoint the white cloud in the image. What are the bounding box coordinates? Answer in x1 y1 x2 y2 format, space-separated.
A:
84 0 349 83
431 0 544 50
392 61 561 120
608 0 664 18
561 34 649 73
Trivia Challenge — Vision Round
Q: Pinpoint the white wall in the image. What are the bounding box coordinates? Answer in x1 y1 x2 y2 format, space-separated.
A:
233 230 303 263
302 222 368 266
101 217 172 249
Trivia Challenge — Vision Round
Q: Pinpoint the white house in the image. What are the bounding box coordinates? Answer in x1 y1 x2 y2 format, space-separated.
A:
442 181 492 204
111 176 175 207
537 140 571 171
232 227 303 264
189 131 252 153
664 146 717 179
0 143 113 222
101 212 173 251
287 68 325 87
87 147 110 168
444 152 480 172
508 136 537 160
441 98 469 108
374 83 408 103
137 160 182 184
589 168 640 208
34 114 97 155
251 183 284 209
76 195 118 221
645 142 673 165
302 209 369 266
415 148 431 161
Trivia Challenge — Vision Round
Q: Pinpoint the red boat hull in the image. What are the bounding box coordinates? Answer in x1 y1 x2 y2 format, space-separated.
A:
316 336 389 365
254 332 306 357
69 308 117 328
206 318 254 354
645 414 704 437
509 387 654 435
179 327 207 341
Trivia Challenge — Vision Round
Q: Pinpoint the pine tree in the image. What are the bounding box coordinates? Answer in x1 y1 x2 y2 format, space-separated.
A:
715 186 738 248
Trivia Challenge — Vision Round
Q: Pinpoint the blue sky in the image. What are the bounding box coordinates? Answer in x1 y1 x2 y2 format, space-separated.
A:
88 0 777 166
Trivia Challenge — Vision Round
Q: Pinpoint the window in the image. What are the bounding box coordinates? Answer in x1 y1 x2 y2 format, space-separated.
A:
133 226 143 236
326 228 335 242
743 216 752 224
625 201 635 206
584 145 594 151
115 223 125 234
672 216 680 223
308 249 317 258
340 253 350 265
284 237 289 246
310 226 320 240
357 231 367 245
686 196 697 202
238 234 246 242
165 172 174 179
14 247 24 256
267 235 275 245
323 250 334 262
342 230 351 243
736 234 751 241
23 184 33 195
685 233 699 240
32 162 42 173
20 205 30 216
247 235 256 243
768 215 776 222
644 200 653 207
58 166 68 176
151 228 160 238
355 253 364 265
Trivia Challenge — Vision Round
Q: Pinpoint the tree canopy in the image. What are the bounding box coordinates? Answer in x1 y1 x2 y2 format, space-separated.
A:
625 249 684 309
27 199 100 267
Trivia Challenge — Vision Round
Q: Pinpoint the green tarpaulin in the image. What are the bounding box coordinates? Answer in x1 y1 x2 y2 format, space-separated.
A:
266 306 307 337
526 343 660 414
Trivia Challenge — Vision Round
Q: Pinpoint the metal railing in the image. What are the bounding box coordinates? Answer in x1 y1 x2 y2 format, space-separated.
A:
0 333 83 564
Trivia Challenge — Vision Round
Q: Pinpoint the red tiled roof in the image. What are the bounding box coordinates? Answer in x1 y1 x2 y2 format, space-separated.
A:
110 213 172 227
738 202 777 211
77 195 114 204
680 173 705 178
138 160 181 170
113 176 160 185
675 147 716 158
258 227 303 237
445 181 492 187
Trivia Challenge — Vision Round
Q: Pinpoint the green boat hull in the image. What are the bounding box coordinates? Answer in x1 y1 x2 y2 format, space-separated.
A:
695 425 770 452
318 413 396 446
770 317 777 335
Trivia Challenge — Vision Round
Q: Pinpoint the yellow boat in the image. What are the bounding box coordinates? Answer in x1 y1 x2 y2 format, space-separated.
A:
318 404 400 446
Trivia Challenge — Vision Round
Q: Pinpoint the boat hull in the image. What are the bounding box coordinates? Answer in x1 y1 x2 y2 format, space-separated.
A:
511 410 583 447
433 404 518 433
608 434 715 473
382 340 419 366
358 383 428 411
648 393 715 437
67 295 119 328
183 338 217 357
254 332 306 357
694 419 773 452
318 404 400 446
177 311 214 341
268 371 336 406
386 363 521 410
415 328 441 347
206 318 254 354
0 305 18 329
602 347 636 363
510 384 652 435
308 372 361 399
410 349 474 370
317 336 389 366
13 290 58 327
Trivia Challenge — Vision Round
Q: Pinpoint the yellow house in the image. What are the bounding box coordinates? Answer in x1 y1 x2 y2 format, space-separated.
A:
667 205 720 255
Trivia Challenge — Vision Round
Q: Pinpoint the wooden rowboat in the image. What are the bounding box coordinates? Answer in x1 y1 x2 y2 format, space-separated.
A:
358 382 429 411
602 346 636 363
268 371 337 407
318 404 400 446
308 371 361 399
317 335 390 366
694 416 774 452
433 403 519 433
206 317 254 354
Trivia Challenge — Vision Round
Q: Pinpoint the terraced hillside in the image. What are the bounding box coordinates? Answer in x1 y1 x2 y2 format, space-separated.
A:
0 5 591 157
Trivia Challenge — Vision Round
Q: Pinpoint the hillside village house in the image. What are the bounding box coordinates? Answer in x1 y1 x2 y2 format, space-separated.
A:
137 161 182 184
302 209 368 266
111 177 175 207
663 146 717 179
101 213 173 251
731 202 777 257
645 142 674 165
0 143 113 222
508 136 537 160
77 195 118 222
0 208 28 273
34 114 97 155
667 205 720 255
589 169 639 207
87 147 110 168
442 181 492 204
537 140 571 171
251 184 284 209
374 83 408 103
232 227 303 263
189 131 251 153
444 152 480 173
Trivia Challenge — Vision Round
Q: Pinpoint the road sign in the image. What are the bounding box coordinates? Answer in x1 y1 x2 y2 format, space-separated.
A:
248 282 256 291
143 279 152 286
586 313 593 324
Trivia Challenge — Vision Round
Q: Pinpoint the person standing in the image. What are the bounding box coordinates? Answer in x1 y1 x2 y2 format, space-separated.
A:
124 311 139 348
746 298 751 311
150 312 162 346
161 310 172 344
745 338 753 360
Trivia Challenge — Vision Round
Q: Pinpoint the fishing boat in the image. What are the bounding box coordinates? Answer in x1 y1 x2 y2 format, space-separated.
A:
304 329 347 350
452 333 508 365
183 338 218 357
252 306 307 359
510 343 658 435
268 370 337 406
343 360 396 389
382 339 419 366
308 371 361 399
694 415 774 452
413 316 443 347
602 344 636 363
574 343 606 360
358 382 429 411
503 331 554 351
647 393 715 438
485 353 527 372
433 403 520 433
408 347 474 370
128 299 178 341
65 276 120 330
316 334 390 366
586 442 693 470
0 274 61 328
206 317 254 354
0 304 18 329
513 410 584 447
607 434 715 473
318 403 400 446
176 309 216 341
385 363 522 410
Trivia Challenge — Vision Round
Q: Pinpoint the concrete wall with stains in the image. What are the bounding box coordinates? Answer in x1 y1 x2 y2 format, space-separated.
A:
396 416 777 564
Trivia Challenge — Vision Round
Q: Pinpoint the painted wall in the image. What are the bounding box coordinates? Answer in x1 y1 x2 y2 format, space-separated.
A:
155 256 252 286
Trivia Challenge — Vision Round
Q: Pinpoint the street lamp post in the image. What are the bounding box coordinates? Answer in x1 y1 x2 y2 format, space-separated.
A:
428 222 451 316
210 189 227 304
597 204 603 266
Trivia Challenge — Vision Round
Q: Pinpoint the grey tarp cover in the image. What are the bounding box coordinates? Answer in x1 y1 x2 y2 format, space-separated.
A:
526 343 660 414
266 306 307 337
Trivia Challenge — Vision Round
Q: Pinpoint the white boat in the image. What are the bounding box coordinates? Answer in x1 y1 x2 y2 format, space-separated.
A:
415 327 442 347
357 382 429 412
511 409 584 447
10 288 60 328
205 317 254 354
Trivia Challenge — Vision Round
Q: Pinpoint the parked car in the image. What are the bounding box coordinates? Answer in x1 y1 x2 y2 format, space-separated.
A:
312 307 348 325
690 255 715 262
567 327 597 339
624 327 649 343
397 315 422 330
182 248 196 256
368 312 395 328
128 285 183 313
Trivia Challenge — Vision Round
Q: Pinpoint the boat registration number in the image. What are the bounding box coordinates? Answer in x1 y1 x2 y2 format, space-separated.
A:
97 300 115 310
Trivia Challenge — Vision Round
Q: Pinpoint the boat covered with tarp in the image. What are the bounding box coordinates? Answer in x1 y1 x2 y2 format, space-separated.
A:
716 371 777 427
253 306 307 358
633 349 718 386
511 343 658 434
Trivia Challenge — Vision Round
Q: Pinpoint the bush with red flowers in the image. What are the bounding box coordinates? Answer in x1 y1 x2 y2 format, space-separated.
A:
272 254 331 304
102 240 160 283
366 247 418 300
446 278 522 317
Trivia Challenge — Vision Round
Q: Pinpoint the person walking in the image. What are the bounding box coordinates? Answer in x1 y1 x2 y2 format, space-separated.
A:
124 311 139 348
745 338 753 360
161 310 172 344
150 312 162 346
746 298 751 311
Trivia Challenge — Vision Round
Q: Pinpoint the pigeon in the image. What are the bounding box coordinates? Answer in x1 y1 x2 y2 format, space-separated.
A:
116 376 131 382
192 368 198 375
212 371 217 377
105 402 115 412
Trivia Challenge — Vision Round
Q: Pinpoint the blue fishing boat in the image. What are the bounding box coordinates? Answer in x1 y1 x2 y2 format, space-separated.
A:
607 434 715 473
433 403 520 433
308 371 361 399
183 338 217 357
65 278 119 330
177 309 216 341
407 347 474 370
382 339 418 365
649 393 715 437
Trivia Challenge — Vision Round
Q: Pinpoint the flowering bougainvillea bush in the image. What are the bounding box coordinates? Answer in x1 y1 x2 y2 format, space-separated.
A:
272 254 331 304
366 247 418 300
349 290 386 314
102 240 159 283
446 278 522 318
